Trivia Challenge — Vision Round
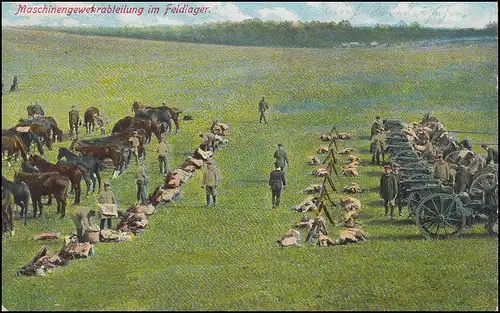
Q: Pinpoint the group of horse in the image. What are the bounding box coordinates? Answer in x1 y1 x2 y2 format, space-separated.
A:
2 101 183 238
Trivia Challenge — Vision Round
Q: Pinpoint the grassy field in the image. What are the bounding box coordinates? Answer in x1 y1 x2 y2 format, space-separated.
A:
1 27 498 311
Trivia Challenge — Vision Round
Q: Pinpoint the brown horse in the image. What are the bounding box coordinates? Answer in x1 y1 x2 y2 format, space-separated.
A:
14 171 70 217
2 135 28 163
28 155 89 204
111 129 147 158
2 188 15 238
25 124 53 151
84 107 100 135
75 145 125 177
112 116 162 143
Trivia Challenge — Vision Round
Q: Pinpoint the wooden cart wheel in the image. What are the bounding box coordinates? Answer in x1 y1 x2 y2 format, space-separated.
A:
407 188 434 217
416 193 466 239
470 173 498 193
444 150 461 164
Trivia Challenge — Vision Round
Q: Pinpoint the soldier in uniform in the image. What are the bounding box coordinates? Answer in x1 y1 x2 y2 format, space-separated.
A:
268 166 287 208
68 105 80 138
156 138 170 174
274 144 289 172
414 137 435 161
380 163 398 220
72 207 96 242
370 116 383 139
97 180 119 230
391 162 404 217
481 144 498 165
202 161 221 208
454 164 468 194
433 153 452 186
136 162 149 204
371 129 387 165
482 173 498 234
128 131 140 165
200 131 216 153
258 95 269 124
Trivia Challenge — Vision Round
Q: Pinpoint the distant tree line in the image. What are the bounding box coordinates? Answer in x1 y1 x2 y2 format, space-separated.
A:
39 20 498 48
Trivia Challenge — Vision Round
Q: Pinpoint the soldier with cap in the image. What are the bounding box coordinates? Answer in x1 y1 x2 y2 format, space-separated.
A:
68 105 80 138
371 129 387 165
482 173 498 234
481 144 498 165
136 161 150 204
200 131 216 153
269 165 287 208
128 131 140 165
370 116 384 139
156 138 170 174
202 161 221 208
258 95 269 124
97 179 119 230
274 143 289 172
434 153 453 186
380 163 398 220
72 207 96 242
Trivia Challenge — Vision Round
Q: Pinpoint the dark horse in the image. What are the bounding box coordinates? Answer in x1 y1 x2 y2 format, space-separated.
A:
2 176 30 225
112 116 162 144
57 147 105 193
84 106 100 135
17 116 63 144
4 126 45 156
14 171 70 218
1 134 28 163
28 155 89 204
2 188 15 238
135 107 174 134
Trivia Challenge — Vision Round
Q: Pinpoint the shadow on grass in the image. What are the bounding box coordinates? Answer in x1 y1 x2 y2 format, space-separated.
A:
364 218 415 226
371 234 424 241
364 171 384 177
357 135 371 141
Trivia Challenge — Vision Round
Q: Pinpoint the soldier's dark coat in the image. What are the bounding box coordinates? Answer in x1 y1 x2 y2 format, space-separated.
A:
380 173 398 200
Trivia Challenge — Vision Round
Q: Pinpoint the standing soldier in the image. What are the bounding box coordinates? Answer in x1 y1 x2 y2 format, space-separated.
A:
268 166 287 208
157 138 170 174
136 161 149 205
10 76 18 92
391 162 404 217
128 131 140 165
433 153 453 186
72 207 96 242
274 144 289 172
97 179 119 230
200 131 216 153
481 144 498 165
202 161 221 208
370 116 383 139
68 105 80 138
371 129 387 165
482 173 498 234
380 163 398 220
454 164 468 194
258 95 269 124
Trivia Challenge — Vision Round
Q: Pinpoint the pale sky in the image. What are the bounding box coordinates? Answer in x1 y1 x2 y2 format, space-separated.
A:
2 2 498 29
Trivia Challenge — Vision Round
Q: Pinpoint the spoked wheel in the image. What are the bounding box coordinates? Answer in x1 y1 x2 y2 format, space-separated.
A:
470 173 499 192
416 193 466 239
444 151 461 165
407 189 434 217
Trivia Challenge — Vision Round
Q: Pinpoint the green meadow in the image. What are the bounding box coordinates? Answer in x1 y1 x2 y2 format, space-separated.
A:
1 27 498 311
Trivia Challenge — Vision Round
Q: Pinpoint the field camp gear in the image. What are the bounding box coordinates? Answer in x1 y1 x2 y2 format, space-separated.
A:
291 196 318 212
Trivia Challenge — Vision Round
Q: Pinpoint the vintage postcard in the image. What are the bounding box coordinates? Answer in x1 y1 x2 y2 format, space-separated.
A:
2 2 498 311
